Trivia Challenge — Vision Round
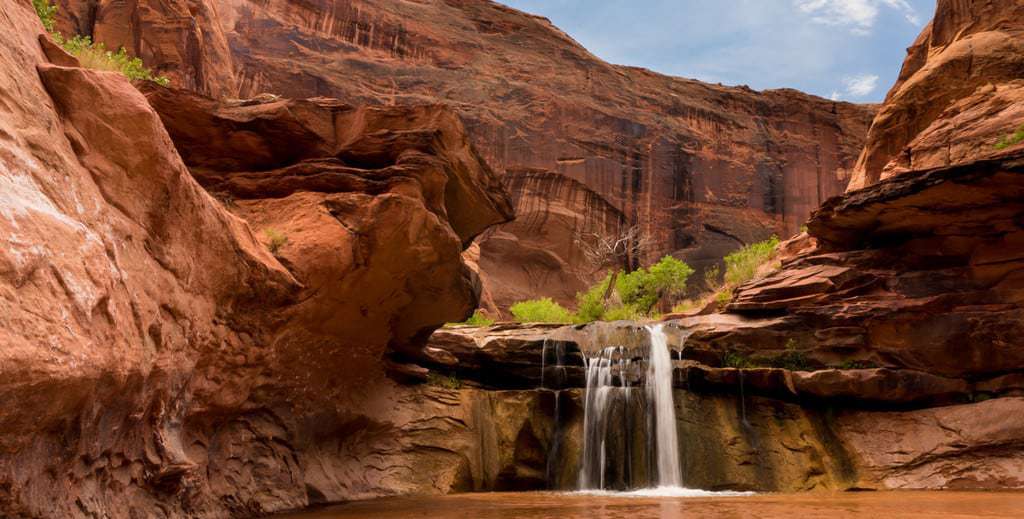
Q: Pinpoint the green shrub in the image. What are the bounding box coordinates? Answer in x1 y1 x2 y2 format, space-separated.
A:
724 236 780 286
648 255 694 298
722 351 752 369
33 0 56 32
715 289 732 305
615 268 659 313
33 2 169 86
615 256 694 313
995 124 1024 150
768 339 811 371
574 272 614 323
264 228 288 254
601 304 644 321
426 372 462 390
446 310 494 327
510 298 573 323
55 34 170 86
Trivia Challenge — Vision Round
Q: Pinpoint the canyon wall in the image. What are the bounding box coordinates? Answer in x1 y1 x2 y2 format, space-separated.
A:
397 0 1024 493
414 148 1024 492
0 0 513 515
849 0 1024 189
52 0 875 311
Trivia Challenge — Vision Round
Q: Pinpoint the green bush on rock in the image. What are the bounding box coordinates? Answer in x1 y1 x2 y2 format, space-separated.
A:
724 236 780 286
995 124 1024 150
33 1 169 86
509 298 574 324
616 255 693 314
574 272 614 323
33 0 56 32
445 310 495 327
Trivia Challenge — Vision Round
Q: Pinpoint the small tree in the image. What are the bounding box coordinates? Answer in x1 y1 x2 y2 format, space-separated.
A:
614 256 694 314
573 224 652 301
574 271 614 323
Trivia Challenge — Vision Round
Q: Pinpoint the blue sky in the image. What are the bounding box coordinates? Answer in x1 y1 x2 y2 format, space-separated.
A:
497 0 936 102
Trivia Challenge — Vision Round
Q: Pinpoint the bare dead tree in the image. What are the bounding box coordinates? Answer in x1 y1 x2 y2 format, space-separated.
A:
573 224 653 300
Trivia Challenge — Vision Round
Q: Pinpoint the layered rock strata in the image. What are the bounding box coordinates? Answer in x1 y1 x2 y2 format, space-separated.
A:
850 0 1024 189
0 0 513 515
410 151 1024 492
54 0 875 310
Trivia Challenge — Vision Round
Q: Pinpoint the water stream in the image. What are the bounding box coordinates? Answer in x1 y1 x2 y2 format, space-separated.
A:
577 324 685 490
646 324 682 487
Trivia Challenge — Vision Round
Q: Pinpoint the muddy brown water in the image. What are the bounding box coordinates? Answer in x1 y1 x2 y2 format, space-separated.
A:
274 490 1024 518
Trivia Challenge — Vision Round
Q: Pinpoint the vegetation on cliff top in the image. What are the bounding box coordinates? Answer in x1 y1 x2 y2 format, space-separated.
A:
500 235 783 325
724 235 780 286
510 256 694 324
33 0 170 86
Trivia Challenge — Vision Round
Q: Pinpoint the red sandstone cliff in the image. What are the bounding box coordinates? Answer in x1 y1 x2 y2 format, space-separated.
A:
850 0 1024 189
1 0 514 515
53 0 875 311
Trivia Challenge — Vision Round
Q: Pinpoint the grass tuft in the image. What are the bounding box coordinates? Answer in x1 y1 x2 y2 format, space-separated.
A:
724 236 780 287
445 310 495 327
994 124 1024 150
264 228 288 254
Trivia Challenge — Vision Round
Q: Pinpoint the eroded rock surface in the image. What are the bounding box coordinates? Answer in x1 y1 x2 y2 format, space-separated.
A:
0 1 513 515
54 0 874 311
850 0 1024 189
414 149 1024 492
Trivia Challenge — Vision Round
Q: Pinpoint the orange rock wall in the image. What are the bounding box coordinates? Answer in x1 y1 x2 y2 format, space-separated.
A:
850 0 1024 189
54 0 875 311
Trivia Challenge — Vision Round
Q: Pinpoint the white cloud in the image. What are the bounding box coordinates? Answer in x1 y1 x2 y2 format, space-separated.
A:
842 73 880 97
794 0 920 35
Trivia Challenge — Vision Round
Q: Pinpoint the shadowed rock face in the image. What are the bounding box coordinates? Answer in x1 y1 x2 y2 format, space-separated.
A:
414 151 1024 492
0 0 513 515
849 0 1024 189
54 0 875 311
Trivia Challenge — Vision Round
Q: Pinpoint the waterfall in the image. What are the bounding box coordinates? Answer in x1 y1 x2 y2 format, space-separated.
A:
577 324 683 490
578 346 627 490
647 324 682 487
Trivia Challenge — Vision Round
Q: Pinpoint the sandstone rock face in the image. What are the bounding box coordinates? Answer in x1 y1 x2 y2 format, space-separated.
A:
849 0 1024 189
413 148 1024 492
55 0 874 311
420 321 1024 492
0 0 513 515
686 153 1024 489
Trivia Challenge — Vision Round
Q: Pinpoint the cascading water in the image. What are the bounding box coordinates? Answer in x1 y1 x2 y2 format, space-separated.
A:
646 324 682 487
577 324 685 490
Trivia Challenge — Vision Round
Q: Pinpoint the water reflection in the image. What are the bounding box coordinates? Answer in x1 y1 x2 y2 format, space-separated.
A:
274 491 1024 519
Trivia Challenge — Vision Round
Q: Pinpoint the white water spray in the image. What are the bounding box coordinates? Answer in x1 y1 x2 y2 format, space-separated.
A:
646 323 682 487
577 324 684 490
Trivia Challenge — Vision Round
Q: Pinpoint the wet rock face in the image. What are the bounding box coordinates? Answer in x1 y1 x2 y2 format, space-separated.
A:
55 0 874 311
849 0 1024 189
0 1 512 514
415 150 1024 492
